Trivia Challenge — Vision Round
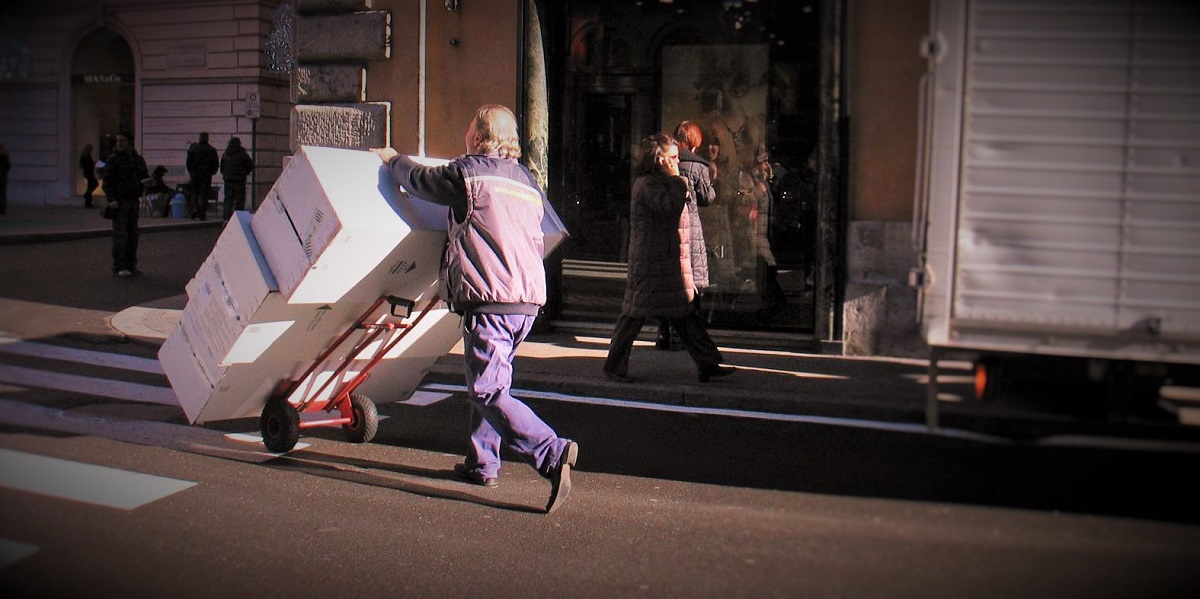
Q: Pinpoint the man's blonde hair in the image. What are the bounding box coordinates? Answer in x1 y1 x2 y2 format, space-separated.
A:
472 104 522 159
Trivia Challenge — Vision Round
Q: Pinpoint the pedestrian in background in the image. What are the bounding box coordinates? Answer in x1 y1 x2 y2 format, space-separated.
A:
375 104 579 515
219 136 254 220
656 120 715 351
79 143 98 209
185 132 218 220
145 165 173 216
0 142 9 215
603 133 735 384
102 132 147 277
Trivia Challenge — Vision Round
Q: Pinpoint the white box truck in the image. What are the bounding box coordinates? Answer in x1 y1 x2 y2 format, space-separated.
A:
912 0 1200 426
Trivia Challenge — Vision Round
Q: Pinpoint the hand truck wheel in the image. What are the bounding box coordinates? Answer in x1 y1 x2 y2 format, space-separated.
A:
261 397 300 453
343 393 379 444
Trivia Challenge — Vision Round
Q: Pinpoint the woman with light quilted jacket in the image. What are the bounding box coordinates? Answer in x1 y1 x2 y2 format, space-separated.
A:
656 121 716 350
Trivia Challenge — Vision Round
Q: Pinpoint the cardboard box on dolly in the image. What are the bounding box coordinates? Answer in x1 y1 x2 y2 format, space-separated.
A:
158 146 568 452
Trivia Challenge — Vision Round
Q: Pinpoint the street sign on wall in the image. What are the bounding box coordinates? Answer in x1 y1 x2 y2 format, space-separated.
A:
244 91 261 119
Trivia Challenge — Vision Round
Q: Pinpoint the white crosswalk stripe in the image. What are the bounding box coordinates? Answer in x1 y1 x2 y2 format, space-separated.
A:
0 364 177 404
0 447 196 510
0 338 175 405
0 539 39 569
0 338 163 373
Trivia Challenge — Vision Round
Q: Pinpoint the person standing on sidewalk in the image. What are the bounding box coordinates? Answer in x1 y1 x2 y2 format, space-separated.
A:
101 132 147 277
603 133 735 384
185 132 218 220
79 143 99 209
219 136 254 221
375 104 579 514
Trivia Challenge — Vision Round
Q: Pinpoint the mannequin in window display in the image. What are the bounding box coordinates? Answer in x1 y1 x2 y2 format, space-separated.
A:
696 64 770 299
741 146 786 319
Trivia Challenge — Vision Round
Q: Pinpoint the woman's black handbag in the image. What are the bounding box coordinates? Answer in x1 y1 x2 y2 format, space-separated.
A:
101 203 117 219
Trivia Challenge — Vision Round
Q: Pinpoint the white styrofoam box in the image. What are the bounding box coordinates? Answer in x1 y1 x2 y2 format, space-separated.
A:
355 303 462 403
184 212 276 314
178 209 444 367
178 211 290 378
161 297 461 424
272 305 461 408
222 320 297 365
248 192 307 298
251 146 449 305
213 211 277 318
162 146 569 424
168 246 445 424
159 328 214 421
177 306 229 386
252 147 569 305
165 206 448 422
159 325 281 424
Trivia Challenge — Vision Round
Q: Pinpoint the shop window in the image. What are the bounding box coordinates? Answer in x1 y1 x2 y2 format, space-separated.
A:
554 0 821 332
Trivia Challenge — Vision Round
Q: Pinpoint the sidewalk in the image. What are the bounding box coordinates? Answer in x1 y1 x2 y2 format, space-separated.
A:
0 200 221 244
3 201 985 432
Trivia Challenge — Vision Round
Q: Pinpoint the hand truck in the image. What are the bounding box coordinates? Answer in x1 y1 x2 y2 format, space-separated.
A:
259 294 441 453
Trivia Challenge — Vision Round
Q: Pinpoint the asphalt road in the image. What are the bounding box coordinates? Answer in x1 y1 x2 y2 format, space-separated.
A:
0 226 222 313
1 229 1199 597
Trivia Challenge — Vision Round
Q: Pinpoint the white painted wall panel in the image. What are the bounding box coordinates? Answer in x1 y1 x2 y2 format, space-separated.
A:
919 0 1200 362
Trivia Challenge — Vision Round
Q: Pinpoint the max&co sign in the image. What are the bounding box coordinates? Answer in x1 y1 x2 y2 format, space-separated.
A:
71 73 134 84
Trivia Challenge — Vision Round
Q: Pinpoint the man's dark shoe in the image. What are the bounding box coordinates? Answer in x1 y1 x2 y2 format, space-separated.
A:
603 369 633 383
698 364 736 383
453 463 498 488
545 440 578 515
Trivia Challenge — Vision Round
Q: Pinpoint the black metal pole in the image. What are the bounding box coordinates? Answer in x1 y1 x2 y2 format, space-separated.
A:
251 118 258 211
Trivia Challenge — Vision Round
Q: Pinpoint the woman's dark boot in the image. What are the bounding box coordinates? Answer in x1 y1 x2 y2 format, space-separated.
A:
655 322 671 350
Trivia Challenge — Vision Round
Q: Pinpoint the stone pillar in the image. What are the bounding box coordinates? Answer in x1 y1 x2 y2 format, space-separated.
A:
291 0 391 151
523 0 548 192
842 220 927 357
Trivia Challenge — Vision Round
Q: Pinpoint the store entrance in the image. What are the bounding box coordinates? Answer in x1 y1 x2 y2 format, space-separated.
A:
71 29 135 197
553 0 822 333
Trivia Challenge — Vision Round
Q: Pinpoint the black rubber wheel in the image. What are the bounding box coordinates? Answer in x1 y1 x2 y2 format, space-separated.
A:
260 398 300 453
342 393 378 444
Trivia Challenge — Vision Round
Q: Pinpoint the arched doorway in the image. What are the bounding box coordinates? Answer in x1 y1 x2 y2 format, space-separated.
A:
71 29 134 196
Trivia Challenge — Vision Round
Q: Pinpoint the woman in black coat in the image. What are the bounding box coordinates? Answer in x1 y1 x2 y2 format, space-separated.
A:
602 133 735 383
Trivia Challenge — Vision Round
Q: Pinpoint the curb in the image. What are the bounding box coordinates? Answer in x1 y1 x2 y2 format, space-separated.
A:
109 306 180 346
0 219 223 245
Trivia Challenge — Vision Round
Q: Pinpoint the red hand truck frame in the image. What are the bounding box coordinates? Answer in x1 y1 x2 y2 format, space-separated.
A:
259 294 442 452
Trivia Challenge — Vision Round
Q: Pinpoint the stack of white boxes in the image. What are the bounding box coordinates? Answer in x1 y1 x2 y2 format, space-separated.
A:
159 146 568 425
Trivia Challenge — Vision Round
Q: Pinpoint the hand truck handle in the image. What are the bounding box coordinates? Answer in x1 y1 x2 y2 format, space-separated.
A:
386 295 416 318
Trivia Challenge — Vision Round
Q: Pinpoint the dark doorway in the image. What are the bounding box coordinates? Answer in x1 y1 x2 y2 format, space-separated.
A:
72 29 135 196
549 0 824 334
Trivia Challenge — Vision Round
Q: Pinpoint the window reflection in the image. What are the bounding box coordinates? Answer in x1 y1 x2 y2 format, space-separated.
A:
557 0 820 332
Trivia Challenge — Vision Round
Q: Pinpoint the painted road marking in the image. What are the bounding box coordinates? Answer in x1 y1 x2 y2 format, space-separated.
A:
0 338 163 374
401 390 454 406
0 365 176 405
417 382 1200 453
0 539 39 568
420 382 1011 443
225 433 312 451
0 448 196 510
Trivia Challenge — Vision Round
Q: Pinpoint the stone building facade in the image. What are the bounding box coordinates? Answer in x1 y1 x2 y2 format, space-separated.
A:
0 0 935 360
0 0 292 208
